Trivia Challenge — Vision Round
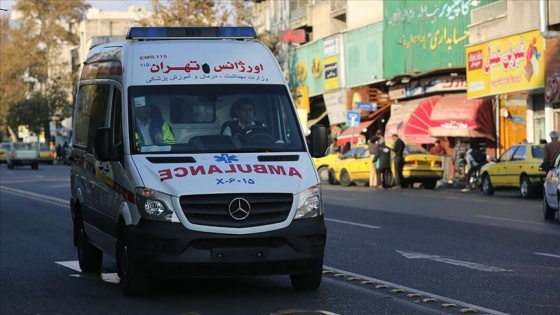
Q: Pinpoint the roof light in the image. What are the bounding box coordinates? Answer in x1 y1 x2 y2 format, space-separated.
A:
126 27 257 40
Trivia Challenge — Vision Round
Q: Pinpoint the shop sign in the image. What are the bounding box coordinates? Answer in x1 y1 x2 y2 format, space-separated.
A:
279 29 306 43
293 85 310 113
323 90 347 125
388 75 466 100
466 30 545 99
324 55 339 90
544 37 560 103
324 36 339 57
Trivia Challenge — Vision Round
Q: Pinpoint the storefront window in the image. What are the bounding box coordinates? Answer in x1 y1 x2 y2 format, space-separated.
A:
534 116 546 144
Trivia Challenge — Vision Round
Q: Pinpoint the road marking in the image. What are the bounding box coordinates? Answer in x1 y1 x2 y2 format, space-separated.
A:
325 218 381 229
56 261 120 284
534 252 560 259
324 265 509 315
0 185 69 207
477 215 549 226
396 250 513 272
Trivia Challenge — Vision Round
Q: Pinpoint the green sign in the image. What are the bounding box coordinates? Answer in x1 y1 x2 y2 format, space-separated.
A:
383 0 496 77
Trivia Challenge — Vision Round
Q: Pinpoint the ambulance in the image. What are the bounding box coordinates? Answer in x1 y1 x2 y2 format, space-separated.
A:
70 26 328 296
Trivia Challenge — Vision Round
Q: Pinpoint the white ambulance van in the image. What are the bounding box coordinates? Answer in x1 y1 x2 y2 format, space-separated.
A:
70 26 328 296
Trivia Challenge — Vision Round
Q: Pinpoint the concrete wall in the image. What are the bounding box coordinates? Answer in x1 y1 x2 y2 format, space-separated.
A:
347 0 383 30
310 1 331 40
550 0 560 25
469 1 539 44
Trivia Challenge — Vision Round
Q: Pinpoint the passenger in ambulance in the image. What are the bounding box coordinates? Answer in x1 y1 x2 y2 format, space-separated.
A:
221 98 265 138
135 104 175 146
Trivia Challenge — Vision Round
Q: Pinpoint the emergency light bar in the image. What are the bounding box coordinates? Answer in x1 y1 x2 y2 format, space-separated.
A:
126 26 257 40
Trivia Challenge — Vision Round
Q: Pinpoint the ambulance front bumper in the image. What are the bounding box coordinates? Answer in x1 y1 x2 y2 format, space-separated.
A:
126 217 326 277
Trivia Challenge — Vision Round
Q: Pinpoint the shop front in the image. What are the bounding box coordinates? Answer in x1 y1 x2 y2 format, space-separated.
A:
466 29 546 153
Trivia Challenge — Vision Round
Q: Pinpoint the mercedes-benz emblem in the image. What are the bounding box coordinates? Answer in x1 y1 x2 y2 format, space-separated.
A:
228 197 251 221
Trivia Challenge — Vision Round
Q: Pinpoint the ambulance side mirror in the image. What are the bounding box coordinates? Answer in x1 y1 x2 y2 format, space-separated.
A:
94 127 120 162
309 124 328 158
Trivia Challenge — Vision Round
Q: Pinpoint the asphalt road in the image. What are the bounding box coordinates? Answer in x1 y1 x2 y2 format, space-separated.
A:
1 164 559 315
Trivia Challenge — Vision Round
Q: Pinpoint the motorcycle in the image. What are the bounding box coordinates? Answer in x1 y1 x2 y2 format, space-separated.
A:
466 162 487 190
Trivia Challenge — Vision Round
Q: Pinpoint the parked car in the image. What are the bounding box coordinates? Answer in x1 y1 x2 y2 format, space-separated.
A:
7 142 40 170
543 152 560 220
480 143 545 198
0 142 13 163
312 151 340 183
328 144 443 188
39 144 56 164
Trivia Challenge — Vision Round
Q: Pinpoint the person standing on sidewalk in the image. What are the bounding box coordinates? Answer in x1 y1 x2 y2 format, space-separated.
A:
543 131 560 171
375 137 392 189
391 133 405 189
367 130 383 189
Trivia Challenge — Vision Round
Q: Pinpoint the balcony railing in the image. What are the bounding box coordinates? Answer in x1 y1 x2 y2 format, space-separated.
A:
470 0 507 25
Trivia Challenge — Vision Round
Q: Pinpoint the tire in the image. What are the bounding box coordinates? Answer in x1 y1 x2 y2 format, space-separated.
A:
543 193 556 220
7 162 13 169
519 175 533 199
481 174 494 195
117 227 147 296
423 180 437 190
77 219 103 273
339 169 351 186
290 263 323 291
317 166 329 184
32 163 38 170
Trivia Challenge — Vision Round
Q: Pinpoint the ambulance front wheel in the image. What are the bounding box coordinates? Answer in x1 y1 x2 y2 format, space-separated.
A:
290 262 323 291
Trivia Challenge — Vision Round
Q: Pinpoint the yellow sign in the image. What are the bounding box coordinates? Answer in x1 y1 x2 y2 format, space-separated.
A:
324 55 338 91
293 86 310 113
311 56 322 78
296 60 307 82
466 30 545 99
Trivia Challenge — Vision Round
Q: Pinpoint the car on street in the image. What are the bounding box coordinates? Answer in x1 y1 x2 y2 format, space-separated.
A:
39 144 56 164
543 152 560 221
480 143 546 198
7 142 40 170
0 142 13 163
328 144 443 188
312 151 340 183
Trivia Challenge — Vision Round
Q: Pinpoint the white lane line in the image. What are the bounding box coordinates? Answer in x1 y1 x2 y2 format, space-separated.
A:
397 250 512 272
324 265 509 315
477 215 549 226
0 185 69 207
534 252 560 259
325 218 381 229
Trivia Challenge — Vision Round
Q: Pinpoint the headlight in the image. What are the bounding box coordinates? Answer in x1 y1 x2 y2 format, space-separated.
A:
294 184 323 220
135 187 174 221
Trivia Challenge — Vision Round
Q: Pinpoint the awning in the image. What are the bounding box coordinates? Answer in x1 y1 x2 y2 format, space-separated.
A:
384 96 441 145
429 94 495 140
336 119 374 146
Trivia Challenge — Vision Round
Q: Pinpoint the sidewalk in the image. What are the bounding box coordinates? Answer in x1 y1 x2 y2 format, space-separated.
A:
435 179 467 190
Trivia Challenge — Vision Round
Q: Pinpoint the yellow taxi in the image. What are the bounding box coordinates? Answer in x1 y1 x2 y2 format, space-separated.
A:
329 144 443 188
0 142 13 163
312 152 341 183
39 143 56 164
480 143 546 198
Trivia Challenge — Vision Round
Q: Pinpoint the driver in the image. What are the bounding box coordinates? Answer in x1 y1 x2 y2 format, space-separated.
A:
221 98 265 137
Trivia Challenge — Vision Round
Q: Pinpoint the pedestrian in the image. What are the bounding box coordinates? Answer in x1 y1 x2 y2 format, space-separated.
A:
56 144 63 164
429 139 445 156
341 141 351 155
368 130 383 188
452 139 469 182
375 137 392 189
542 131 560 171
391 133 405 189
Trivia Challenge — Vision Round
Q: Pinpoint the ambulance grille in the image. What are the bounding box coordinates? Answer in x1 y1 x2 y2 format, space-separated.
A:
180 193 293 228
257 155 299 162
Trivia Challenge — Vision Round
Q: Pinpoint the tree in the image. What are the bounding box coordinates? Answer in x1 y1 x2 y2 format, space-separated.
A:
0 0 89 140
6 93 54 137
140 0 277 55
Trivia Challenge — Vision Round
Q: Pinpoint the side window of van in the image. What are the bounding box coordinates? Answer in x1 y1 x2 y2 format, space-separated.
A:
74 84 111 151
112 88 123 146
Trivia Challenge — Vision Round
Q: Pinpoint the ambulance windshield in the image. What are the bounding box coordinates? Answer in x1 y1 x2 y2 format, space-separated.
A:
129 84 305 154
